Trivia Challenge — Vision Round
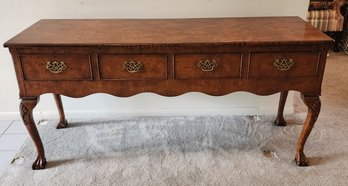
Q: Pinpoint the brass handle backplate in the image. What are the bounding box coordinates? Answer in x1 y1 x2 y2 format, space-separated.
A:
46 61 66 73
197 59 217 72
123 60 143 73
273 58 294 71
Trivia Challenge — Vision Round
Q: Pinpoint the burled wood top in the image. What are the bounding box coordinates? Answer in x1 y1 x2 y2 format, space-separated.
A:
4 17 332 47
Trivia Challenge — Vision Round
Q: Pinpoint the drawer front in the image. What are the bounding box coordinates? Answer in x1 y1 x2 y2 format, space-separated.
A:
248 52 320 79
174 53 242 79
20 54 92 81
98 54 167 80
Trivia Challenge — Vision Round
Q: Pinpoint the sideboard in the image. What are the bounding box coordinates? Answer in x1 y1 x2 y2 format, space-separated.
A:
4 17 332 169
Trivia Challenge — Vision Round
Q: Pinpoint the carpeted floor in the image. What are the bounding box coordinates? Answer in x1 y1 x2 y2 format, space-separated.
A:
0 52 347 185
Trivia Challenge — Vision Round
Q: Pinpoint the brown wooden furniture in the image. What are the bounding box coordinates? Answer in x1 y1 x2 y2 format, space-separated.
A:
4 17 332 169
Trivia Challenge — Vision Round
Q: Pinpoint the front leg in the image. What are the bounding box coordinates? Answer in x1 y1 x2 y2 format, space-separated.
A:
295 94 321 166
20 97 47 169
274 91 288 126
53 94 68 129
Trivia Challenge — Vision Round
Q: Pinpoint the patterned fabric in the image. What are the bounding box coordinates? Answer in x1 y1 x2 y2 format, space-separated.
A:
307 0 345 31
309 0 334 10
308 9 340 19
307 10 344 31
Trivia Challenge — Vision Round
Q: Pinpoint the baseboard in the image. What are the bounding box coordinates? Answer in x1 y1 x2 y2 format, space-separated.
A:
0 106 293 121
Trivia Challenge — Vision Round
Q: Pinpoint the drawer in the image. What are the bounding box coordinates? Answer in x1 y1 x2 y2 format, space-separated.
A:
248 52 320 79
19 54 92 81
98 54 167 80
174 53 242 79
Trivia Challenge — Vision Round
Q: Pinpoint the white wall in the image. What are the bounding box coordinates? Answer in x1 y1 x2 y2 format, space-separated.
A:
0 0 309 120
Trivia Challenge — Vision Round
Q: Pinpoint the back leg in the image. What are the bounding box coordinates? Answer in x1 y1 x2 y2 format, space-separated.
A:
53 94 68 129
274 91 288 126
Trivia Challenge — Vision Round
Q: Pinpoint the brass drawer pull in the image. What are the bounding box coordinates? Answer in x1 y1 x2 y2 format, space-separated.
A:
273 58 294 71
46 61 66 73
123 60 143 73
198 59 217 72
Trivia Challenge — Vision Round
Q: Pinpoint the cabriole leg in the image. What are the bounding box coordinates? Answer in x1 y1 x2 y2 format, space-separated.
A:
274 91 288 126
53 94 68 129
20 97 47 170
295 94 321 166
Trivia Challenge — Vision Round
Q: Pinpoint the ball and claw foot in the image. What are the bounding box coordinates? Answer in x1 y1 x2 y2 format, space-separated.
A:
274 118 287 126
32 156 47 170
56 119 68 129
295 152 309 166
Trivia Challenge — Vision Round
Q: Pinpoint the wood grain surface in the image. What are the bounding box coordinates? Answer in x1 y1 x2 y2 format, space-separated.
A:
4 17 332 47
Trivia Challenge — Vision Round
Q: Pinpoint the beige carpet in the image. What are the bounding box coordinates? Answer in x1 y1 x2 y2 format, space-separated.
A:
0 52 347 185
